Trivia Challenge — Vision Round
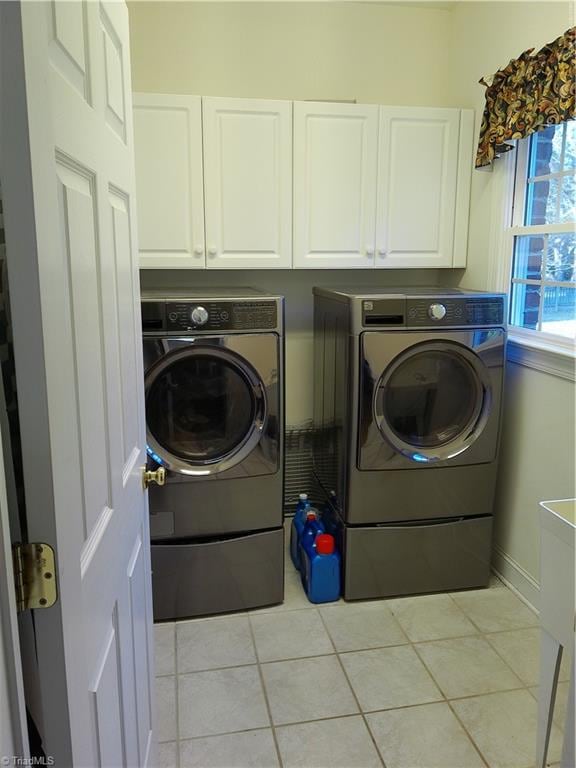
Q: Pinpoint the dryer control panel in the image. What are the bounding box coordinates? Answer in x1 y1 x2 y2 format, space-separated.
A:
406 297 504 327
361 296 505 328
142 299 279 333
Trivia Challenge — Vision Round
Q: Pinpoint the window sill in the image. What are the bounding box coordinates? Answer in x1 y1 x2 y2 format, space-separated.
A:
507 333 575 382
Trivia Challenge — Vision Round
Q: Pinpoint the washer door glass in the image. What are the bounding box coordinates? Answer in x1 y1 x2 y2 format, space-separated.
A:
146 347 265 474
374 342 490 462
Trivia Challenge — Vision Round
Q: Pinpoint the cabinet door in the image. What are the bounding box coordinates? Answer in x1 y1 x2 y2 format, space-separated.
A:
203 97 292 269
133 94 205 269
376 107 460 268
293 102 379 269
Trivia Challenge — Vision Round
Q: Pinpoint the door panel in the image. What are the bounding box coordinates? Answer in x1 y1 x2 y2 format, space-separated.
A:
203 97 292 269
0 2 155 764
376 107 459 268
293 101 378 269
90 622 125 767
56 161 111 539
110 190 141 468
48 1 90 100
133 93 205 268
101 5 127 141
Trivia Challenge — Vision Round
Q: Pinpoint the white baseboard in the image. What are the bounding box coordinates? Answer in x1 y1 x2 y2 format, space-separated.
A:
492 544 540 614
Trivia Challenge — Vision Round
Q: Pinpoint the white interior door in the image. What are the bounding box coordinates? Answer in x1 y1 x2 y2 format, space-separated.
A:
376 106 459 268
134 93 205 269
0 2 155 765
203 96 292 269
293 101 378 269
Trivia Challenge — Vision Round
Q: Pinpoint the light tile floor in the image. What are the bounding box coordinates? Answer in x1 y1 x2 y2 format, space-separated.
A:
154 532 568 768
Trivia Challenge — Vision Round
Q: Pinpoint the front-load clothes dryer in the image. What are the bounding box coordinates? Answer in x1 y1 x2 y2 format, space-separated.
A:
312 287 506 601
142 288 284 620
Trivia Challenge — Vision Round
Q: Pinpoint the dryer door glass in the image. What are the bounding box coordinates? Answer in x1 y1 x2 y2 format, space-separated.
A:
375 343 488 462
146 348 266 473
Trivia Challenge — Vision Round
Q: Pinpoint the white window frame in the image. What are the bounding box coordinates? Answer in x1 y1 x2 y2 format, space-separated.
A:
487 132 575 382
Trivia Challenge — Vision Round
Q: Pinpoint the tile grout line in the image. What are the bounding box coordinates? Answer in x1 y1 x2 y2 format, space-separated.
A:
410 640 491 768
482 630 545 688
174 623 181 768
156 625 542 680
445 697 491 768
247 612 285 768
411 633 525 691
315 606 388 768
447 590 539 632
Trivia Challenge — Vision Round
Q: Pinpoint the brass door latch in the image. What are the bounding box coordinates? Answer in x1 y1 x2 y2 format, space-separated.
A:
142 466 166 490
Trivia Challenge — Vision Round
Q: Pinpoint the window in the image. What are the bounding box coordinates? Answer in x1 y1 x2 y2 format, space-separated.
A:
509 121 575 341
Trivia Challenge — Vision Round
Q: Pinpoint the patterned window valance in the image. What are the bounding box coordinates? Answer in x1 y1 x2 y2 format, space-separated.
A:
476 27 576 168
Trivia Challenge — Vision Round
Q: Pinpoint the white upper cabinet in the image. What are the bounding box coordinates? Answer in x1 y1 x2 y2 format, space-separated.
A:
133 93 205 269
293 102 379 269
203 97 292 269
375 107 470 268
134 93 474 271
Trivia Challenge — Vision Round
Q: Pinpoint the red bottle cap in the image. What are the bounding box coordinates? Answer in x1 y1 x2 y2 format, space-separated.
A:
316 534 335 555
306 512 317 521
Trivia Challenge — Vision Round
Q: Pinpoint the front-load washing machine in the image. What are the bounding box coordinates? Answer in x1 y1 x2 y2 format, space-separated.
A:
313 287 506 600
142 288 284 619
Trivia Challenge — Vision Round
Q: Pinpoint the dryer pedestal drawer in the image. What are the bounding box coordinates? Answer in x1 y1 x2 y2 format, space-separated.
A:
151 528 284 621
342 516 492 601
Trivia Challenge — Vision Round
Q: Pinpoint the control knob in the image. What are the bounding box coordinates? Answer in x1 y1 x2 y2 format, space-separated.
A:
190 305 209 326
428 303 447 321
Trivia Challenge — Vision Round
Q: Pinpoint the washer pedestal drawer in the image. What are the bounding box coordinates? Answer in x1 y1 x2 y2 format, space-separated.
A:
151 528 284 621
341 516 493 601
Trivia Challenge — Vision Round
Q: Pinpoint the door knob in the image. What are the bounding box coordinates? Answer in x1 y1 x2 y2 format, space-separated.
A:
208 247 218 258
365 247 374 257
194 246 204 257
142 466 166 490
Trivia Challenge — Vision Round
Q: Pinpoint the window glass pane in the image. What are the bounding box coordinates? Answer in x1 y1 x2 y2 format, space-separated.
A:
510 282 540 330
512 235 545 280
559 174 576 222
565 121 576 170
529 124 564 176
524 178 559 225
541 286 576 338
546 233 576 282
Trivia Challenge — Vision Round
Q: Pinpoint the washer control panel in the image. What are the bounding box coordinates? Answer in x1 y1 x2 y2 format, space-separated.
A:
143 299 279 333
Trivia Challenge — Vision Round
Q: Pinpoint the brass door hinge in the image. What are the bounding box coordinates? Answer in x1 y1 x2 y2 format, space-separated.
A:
12 542 58 613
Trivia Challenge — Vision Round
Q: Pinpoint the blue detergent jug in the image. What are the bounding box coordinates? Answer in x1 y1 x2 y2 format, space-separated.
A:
301 533 341 604
299 511 325 566
289 493 311 571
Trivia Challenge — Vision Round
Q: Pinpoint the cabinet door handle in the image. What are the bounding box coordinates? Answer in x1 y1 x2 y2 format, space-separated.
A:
208 247 218 258
194 246 204 257
378 249 387 257
365 247 374 256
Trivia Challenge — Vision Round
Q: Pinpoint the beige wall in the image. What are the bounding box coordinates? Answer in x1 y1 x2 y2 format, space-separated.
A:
494 363 575 594
130 0 575 595
446 1 574 594
128 1 452 105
